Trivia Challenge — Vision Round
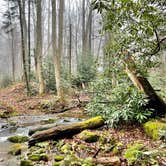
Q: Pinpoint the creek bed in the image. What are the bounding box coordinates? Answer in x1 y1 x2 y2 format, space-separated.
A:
0 115 83 166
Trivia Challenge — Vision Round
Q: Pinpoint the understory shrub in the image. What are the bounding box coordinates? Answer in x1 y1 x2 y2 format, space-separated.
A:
71 55 96 88
0 75 12 88
43 56 56 91
87 79 152 127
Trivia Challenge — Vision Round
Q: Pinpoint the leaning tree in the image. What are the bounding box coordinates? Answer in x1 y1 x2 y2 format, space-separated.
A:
92 0 166 114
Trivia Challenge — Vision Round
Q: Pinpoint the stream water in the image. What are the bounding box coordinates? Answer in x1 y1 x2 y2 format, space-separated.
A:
0 115 83 166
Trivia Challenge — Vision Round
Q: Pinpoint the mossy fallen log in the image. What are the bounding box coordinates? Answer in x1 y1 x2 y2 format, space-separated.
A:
28 123 58 136
29 116 104 146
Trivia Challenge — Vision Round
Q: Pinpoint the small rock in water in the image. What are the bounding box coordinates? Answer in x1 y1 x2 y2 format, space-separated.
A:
8 135 29 143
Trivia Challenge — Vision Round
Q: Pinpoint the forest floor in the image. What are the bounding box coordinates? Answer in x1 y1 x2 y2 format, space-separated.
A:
0 83 165 166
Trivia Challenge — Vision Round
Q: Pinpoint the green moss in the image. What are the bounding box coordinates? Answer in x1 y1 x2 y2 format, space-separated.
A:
124 143 144 165
79 116 104 128
35 141 49 148
144 120 166 140
9 144 23 156
40 118 57 124
28 154 41 161
20 160 33 166
61 144 72 154
8 121 17 126
8 135 29 143
28 153 48 161
112 142 124 154
78 130 99 143
53 162 61 166
54 155 64 161
33 149 45 154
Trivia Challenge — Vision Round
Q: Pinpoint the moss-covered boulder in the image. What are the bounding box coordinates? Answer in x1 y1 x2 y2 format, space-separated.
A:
124 143 144 165
8 135 29 143
61 144 72 154
53 162 61 166
20 160 33 166
144 120 166 140
28 153 48 161
9 144 23 156
78 130 99 143
54 155 65 162
28 154 41 161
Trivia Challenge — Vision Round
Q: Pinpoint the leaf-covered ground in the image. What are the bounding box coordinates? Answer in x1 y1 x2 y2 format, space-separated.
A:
0 83 165 166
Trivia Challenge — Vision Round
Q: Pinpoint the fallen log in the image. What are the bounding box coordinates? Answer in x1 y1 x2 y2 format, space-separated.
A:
29 116 104 146
28 123 58 136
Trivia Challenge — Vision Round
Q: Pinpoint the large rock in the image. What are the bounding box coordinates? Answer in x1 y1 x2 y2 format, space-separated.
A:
93 156 121 166
8 135 29 143
78 130 99 143
20 160 33 166
144 120 166 140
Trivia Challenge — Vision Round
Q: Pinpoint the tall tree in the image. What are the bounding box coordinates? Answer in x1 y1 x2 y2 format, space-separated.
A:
2 0 18 82
17 0 30 95
36 0 44 94
82 0 86 55
52 0 65 102
28 0 31 81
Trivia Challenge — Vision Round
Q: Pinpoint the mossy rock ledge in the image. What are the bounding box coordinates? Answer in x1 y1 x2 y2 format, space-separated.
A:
20 160 33 166
8 135 29 143
78 130 99 143
143 120 166 140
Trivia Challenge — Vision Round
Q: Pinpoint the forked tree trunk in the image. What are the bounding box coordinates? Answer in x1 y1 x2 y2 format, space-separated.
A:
124 56 166 115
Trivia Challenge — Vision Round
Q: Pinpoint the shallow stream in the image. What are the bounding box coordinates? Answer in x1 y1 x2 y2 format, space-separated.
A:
0 115 82 166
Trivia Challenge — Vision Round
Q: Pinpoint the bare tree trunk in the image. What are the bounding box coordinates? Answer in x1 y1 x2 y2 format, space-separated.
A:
7 1 15 82
18 0 30 96
57 0 65 101
82 0 86 55
124 56 166 115
36 0 44 95
22 0 28 71
52 0 64 102
28 0 31 81
85 2 92 54
69 23 72 78
11 29 15 82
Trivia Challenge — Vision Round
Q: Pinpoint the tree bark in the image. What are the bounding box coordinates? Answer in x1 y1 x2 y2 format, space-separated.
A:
18 0 30 96
69 23 72 78
52 0 64 102
82 0 86 55
28 0 31 81
29 116 104 146
36 0 44 95
124 56 166 115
